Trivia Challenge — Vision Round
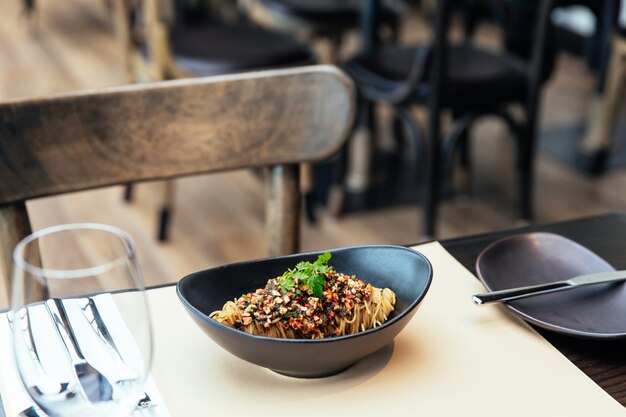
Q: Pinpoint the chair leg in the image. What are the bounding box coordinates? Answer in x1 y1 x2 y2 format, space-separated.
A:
158 206 171 242
517 122 535 222
300 163 317 224
344 99 375 193
326 144 349 217
327 33 344 65
123 184 134 202
424 111 443 239
393 105 426 180
327 98 375 217
157 180 176 242
477 109 531 221
441 112 479 197
458 129 471 189
579 35 626 175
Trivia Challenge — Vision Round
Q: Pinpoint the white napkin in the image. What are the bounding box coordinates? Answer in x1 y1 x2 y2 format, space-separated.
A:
0 294 170 417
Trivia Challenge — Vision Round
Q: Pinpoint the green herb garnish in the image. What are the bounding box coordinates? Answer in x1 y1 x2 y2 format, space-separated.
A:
278 252 332 298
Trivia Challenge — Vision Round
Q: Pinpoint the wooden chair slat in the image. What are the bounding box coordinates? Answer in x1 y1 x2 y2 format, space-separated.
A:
0 66 354 205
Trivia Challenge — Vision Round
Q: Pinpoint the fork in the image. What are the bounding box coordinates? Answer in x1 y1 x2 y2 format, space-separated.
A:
44 299 114 402
7 310 72 399
77 297 140 384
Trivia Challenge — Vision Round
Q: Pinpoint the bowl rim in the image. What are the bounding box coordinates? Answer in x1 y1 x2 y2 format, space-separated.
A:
176 244 432 344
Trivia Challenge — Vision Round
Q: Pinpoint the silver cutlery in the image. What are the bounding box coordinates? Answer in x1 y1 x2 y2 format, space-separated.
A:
79 298 125 361
77 297 140 384
44 299 114 402
8 311 71 398
472 270 626 305
17 393 154 417
12 298 151 417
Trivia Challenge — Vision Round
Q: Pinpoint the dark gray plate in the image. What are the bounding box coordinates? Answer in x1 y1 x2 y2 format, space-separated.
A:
476 232 626 340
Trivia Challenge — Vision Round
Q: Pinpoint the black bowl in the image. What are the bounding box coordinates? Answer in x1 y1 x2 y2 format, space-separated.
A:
176 245 432 378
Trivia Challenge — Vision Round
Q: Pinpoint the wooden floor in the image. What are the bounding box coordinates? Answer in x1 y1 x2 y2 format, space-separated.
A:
2 0 626 289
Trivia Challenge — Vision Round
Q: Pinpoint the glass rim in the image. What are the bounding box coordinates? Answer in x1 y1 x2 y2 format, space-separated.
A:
13 223 137 279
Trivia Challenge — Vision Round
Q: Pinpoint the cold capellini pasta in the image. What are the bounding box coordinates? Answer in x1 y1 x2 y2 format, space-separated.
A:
210 253 396 339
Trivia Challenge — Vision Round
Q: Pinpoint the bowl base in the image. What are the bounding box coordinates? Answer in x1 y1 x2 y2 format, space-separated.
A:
271 363 354 378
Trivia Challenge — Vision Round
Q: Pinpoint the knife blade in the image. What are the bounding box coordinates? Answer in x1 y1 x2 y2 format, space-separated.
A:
472 270 626 305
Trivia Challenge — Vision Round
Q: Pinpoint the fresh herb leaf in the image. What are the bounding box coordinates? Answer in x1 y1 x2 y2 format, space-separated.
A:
295 261 309 270
280 277 295 293
316 252 331 267
279 269 296 293
308 274 326 298
277 252 332 298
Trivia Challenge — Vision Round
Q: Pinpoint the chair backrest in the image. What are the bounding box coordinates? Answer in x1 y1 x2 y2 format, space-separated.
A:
0 65 354 305
112 0 252 83
359 0 556 105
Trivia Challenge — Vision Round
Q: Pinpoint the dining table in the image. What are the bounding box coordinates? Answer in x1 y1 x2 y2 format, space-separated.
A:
1 211 626 416
439 211 626 407
149 210 626 413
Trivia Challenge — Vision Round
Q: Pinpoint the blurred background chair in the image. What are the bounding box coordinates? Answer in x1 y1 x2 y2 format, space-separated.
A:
10 0 625 253
0 66 353 307
242 0 411 217
112 0 314 241
242 0 405 63
340 0 555 238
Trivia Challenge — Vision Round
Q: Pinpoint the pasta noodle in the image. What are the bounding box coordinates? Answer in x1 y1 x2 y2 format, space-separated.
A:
210 253 395 339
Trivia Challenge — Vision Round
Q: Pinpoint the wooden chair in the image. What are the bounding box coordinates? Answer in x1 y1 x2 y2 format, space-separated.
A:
0 66 354 308
112 0 315 240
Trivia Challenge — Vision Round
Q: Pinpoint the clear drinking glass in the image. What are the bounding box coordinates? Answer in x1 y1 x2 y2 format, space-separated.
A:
10 224 153 417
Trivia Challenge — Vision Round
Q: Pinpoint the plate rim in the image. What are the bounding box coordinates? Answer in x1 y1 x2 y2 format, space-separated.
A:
475 232 626 340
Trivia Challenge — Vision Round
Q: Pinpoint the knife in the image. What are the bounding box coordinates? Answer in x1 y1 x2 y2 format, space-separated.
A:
472 270 626 305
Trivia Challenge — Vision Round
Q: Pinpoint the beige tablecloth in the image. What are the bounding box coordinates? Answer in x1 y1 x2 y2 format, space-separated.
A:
146 242 625 416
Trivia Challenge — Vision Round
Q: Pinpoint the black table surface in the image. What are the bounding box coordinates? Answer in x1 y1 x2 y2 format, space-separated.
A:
440 212 626 406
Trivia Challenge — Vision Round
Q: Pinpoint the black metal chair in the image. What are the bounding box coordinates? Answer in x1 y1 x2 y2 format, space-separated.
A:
450 0 619 176
342 0 555 238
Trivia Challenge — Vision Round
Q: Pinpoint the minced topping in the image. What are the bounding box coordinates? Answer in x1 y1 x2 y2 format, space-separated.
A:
232 255 373 339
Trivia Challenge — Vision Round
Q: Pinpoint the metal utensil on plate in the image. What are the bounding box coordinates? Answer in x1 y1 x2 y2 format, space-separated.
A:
472 270 626 305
